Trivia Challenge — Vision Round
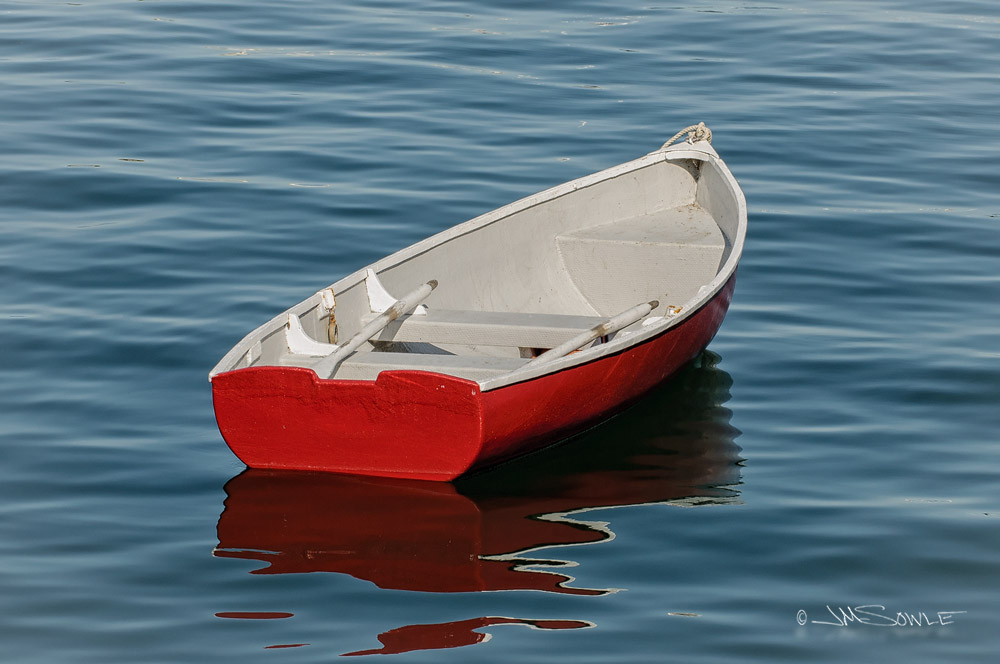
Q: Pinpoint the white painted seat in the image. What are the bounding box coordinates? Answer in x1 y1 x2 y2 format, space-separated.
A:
279 303 663 382
556 202 727 314
280 304 612 382
368 309 605 348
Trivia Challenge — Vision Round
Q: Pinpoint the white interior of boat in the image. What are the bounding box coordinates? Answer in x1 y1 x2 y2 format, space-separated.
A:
210 140 746 390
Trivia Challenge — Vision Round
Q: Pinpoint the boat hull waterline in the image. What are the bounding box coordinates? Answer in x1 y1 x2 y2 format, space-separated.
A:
210 130 746 480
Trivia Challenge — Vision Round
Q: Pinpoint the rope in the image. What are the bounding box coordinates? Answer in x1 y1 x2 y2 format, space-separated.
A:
660 122 712 149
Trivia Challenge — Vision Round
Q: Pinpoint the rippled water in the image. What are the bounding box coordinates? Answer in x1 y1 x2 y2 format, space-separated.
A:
2 1 998 661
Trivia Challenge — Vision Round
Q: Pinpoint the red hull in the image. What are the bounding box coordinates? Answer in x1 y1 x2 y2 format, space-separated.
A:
211 276 735 480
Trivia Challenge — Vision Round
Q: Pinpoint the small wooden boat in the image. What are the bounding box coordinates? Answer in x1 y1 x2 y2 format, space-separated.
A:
210 124 747 480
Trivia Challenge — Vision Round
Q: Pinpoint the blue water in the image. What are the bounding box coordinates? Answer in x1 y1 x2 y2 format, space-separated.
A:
2 1 998 661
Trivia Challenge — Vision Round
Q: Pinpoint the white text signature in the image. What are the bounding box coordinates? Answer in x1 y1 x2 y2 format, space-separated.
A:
797 605 966 628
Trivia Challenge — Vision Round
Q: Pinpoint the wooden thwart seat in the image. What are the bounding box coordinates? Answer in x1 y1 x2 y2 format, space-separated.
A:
282 274 659 382
556 202 727 313
367 309 607 348
281 307 608 381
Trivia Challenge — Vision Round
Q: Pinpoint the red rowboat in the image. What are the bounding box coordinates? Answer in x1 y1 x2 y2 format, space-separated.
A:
209 124 747 480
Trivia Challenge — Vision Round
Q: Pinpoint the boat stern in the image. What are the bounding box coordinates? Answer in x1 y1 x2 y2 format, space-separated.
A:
211 367 486 481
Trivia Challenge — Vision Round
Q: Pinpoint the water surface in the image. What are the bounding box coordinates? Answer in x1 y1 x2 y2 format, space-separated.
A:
2 1 998 661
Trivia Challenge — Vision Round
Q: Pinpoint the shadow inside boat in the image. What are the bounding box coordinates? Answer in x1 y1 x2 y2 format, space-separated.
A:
214 351 743 595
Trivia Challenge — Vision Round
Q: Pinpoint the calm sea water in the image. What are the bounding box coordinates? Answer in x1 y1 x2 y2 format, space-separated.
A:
2 1 998 661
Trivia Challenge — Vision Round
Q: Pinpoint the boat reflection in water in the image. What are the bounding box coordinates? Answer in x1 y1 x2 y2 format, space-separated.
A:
341 617 593 657
215 352 742 652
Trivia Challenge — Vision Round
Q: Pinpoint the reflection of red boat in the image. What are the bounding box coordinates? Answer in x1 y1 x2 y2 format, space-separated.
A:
217 470 599 594
342 617 592 657
215 355 741 595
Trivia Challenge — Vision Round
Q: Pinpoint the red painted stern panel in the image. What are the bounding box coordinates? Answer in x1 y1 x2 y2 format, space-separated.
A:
211 367 485 480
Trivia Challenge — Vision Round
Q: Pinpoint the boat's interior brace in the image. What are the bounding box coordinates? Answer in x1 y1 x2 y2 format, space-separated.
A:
279 281 665 382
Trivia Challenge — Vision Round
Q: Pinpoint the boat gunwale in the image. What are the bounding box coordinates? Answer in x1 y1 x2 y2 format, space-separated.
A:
209 140 747 389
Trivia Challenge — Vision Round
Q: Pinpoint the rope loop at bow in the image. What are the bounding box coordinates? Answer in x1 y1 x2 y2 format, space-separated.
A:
660 122 713 149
